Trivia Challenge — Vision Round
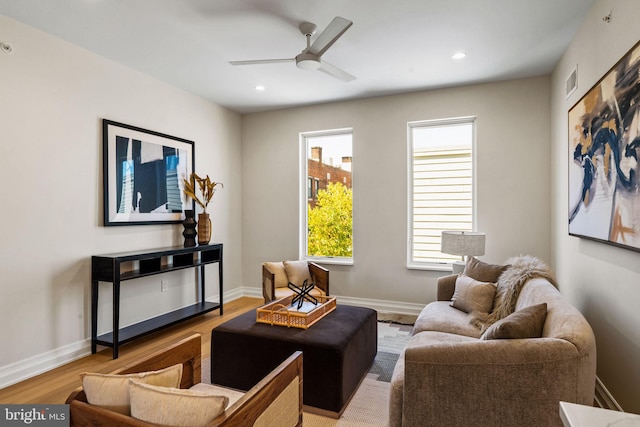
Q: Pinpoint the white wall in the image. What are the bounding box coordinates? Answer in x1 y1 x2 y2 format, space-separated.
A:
551 0 640 413
0 15 242 386
242 76 551 309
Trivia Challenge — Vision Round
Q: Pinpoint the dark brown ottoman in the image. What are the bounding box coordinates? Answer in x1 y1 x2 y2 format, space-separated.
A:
211 305 377 417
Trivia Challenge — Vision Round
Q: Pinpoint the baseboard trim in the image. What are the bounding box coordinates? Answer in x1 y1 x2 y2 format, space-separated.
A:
0 288 258 390
0 288 421 390
0 338 90 390
594 375 623 411
214 288 425 318
333 294 423 317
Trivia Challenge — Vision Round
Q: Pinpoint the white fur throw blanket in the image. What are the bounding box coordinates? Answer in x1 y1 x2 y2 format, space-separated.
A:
472 255 556 332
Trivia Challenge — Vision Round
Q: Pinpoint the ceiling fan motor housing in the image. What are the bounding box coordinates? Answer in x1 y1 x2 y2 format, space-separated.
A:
296 52 321 70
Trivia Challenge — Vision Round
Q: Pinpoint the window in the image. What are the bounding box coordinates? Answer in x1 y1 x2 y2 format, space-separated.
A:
301 129 353 263
408 118 475 269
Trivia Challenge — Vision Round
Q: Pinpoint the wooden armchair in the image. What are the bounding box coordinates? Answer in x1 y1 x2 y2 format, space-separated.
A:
66 334 303 427
262 260 329 303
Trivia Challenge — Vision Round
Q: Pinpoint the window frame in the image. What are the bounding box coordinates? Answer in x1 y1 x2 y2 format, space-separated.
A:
299 128 354 265
406 116 477 271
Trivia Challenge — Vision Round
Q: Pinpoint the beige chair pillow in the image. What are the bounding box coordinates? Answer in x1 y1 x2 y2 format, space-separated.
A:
81 363 183 415
481 303 548 340
263 261 288 288
463 256 509 283
450 274 497 314
129 380 229 426
283 260 312 287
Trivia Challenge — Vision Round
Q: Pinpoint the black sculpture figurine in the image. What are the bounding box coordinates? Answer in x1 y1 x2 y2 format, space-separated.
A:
287 279 318 309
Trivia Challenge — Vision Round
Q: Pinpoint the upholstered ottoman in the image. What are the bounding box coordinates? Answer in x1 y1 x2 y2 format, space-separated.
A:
211 305 377 417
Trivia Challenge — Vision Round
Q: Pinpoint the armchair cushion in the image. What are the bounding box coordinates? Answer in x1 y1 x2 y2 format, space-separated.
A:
263 261 288 288
283 260 313 286
129 380 228 426
450 274 496 314
80 364 183 415
481 302 547 340
463 256 509 283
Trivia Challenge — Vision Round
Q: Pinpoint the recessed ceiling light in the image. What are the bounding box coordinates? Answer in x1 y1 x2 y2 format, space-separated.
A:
452 52 466 60
255 85 265 91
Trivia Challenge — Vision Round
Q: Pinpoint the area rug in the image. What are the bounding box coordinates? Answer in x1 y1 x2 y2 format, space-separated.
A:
202 321 412 427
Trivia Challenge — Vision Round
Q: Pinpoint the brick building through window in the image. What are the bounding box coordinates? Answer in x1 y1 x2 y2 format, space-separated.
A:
307 146 352 208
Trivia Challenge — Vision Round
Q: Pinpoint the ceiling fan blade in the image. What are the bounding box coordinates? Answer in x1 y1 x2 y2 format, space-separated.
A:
308 16 352 57
229 58 294 66
318 61 356 82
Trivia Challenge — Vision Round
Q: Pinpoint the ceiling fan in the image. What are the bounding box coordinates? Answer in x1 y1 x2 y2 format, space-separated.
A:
229 16 356 82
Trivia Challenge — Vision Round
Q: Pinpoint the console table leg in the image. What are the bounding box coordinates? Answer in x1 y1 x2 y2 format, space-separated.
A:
200 264 205 303
219 260 223 315
91 280 98 354
113 279 120 359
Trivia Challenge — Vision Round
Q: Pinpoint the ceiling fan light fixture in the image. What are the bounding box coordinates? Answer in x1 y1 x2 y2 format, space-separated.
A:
230 17 354 81
296 52 321 70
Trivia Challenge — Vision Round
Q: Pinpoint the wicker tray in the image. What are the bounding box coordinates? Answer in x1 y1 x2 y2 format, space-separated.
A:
256 295 337 329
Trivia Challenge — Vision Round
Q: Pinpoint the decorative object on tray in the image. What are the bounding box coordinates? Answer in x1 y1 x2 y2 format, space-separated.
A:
182 173 222 245
256 295 336 329
182 209 197 247
288 279 318 309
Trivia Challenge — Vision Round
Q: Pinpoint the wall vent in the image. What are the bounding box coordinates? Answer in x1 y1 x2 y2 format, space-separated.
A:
566 66 578 99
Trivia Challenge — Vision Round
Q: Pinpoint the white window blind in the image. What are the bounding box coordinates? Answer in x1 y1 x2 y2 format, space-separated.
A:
408 119 475 267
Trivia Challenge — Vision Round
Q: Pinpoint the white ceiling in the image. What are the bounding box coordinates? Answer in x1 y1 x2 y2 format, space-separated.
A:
0 0 596 114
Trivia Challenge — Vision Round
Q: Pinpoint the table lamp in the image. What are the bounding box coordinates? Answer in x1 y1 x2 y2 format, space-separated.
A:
441 231 486 274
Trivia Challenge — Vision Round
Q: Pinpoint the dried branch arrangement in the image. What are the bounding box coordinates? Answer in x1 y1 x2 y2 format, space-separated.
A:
183 173 223 212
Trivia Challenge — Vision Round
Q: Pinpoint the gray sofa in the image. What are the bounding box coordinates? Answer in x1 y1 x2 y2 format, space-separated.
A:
389 257 597 427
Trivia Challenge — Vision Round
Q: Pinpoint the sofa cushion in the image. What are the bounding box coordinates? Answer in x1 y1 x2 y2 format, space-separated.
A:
263 261 288 288
413 301 484 338
80 364 183 415
450 274 497 314
481 303 547 340
464 256 509 283
129 380 228 426
283 260 312 286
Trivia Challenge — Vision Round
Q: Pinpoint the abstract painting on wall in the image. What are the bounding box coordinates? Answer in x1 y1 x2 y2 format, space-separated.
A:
103 119 194 226
569 40 640 252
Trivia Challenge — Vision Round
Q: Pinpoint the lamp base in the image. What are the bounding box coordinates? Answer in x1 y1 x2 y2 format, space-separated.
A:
452 260 466 274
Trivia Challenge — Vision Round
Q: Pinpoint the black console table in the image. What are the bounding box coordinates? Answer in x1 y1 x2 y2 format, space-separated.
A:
91 244 223 358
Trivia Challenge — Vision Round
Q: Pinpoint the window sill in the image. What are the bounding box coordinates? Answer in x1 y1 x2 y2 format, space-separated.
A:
406 262 453 272
306 257 354 266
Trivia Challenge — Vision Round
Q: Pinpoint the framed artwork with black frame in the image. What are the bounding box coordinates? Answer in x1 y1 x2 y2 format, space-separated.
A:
568 40 640 252
103 119 194 226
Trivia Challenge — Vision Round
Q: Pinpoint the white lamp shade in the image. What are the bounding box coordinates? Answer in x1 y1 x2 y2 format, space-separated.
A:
441 231 486 257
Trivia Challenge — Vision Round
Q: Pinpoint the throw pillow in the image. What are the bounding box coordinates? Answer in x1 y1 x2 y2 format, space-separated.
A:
129 380 229 427
283 260 313 287
450 274 497 314
463 256 509 283
81 363 183 415
263 262 288 288
481 302 547 340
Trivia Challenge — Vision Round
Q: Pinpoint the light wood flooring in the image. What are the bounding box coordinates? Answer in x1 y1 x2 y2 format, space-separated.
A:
0 296 264 404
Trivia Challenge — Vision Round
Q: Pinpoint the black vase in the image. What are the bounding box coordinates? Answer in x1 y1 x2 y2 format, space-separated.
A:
182 209 197 247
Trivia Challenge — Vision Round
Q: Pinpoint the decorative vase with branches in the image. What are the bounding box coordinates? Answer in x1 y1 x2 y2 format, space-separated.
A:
183 173 223 245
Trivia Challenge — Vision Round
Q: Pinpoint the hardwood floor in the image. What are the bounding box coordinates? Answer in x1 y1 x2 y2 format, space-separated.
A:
0 297 264 405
